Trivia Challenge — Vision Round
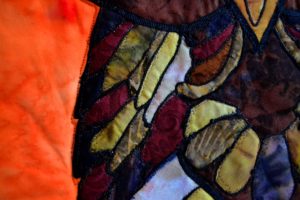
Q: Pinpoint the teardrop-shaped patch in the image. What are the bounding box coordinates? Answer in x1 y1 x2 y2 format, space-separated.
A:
233 0 278 41
244 0 266 26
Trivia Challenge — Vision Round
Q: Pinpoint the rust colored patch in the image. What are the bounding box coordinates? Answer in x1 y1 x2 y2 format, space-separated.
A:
189 38 232 85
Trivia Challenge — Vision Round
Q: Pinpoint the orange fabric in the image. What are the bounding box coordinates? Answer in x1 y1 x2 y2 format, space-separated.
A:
0 0 97 199
190 39 232 85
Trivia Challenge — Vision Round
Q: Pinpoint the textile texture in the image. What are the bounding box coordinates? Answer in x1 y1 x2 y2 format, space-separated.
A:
1 0 300 200
0 0 97 199
74 0 300 199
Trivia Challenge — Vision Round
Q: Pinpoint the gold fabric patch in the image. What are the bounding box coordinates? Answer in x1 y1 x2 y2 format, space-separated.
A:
129 31 167 92
110 109 148 171
90 100 137 152
187 188 214 200
285 119 300 174
136 32 180 107
216 128 260 193
186 118 247 169
185 100 237 137
103 26 156 91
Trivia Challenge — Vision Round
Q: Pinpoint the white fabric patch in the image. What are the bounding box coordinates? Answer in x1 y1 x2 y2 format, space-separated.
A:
144 39 191 123
132 156 198 200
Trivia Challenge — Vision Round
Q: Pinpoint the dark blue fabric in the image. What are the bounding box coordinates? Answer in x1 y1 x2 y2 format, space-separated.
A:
253 136 294 200
206 9 233 38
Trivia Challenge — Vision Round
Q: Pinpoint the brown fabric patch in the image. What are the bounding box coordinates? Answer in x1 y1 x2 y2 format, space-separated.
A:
213 33 300 136
292 184 300 200
285 0 300 10
111 0 225 24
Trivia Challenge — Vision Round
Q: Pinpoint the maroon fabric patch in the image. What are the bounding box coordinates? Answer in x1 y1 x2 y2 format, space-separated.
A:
141 95 188 167
286 26 300 40
88 22 133 74
84 83 129 125
285 0 300 10
80 164 112 200
192 24 234 61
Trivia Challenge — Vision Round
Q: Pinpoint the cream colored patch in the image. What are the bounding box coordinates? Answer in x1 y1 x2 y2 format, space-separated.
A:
275 19 300 65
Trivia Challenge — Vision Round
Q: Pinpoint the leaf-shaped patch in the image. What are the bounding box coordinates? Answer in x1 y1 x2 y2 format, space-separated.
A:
90 100 137 152
177 25 243 99
110 109 148 171
103 26 156 91
136 32 180 107
145 39 191 123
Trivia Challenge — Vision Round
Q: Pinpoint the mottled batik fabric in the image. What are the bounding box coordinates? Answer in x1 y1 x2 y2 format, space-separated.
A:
73 0 300 199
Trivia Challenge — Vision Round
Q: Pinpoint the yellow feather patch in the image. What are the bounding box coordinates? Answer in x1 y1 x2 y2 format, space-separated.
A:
90 100 137 152
129 31 167 92
285 119 300 174
216 128 260 193
185 100 237 137
186 188 214 200
110 109 148 171
103 26 156 91
136 32 180 108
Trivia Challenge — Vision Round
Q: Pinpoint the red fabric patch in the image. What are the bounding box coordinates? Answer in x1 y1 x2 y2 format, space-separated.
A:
80 164 112 200
141 95 188 167
286 26 300 40
89 22 134 74
84 83 129 125
192 24 234 61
